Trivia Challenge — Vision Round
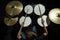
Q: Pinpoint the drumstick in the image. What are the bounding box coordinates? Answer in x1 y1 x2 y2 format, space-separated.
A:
19 8 29 35
38 6 48 36
17 9 29 39
19 14 27 34
17 15 27 40
41 18 48 36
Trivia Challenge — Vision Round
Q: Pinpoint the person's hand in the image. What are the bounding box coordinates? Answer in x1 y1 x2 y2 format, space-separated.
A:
17 31 21 40
43 32 48 36
41 18 48 36
17 34 21 40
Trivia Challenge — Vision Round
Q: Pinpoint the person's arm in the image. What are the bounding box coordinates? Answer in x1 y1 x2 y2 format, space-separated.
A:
17 14 27 40
17 22 24 40
41 18 48 36
17 29 21 40
43 27 48 36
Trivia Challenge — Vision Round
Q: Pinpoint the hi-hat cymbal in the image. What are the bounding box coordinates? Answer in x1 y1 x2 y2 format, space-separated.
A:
5 1 23 17
4 17 18 26
49 8 60 24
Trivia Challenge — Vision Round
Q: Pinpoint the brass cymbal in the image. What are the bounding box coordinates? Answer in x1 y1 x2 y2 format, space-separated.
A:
4 17 18 26
49 8 60 24
5 1 23 17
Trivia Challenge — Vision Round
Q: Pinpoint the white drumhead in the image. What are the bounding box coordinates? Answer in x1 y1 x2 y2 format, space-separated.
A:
34 4 45 15
24 5 33 14
37 15 49 27
19 16 32 27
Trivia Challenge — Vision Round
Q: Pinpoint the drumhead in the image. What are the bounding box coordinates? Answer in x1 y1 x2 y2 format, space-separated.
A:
34 4 45 15
24 5 33 14
37 15 50 27
19 16 32 27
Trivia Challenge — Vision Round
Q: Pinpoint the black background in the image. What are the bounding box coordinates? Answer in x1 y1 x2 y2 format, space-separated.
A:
0 0 60 40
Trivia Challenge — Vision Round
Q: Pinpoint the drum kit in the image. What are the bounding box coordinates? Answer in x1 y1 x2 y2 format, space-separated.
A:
4 0 60 39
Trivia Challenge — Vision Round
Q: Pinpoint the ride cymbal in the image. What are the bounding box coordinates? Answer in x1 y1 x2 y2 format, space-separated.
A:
5 1 23 17
4 17 18 26
49 8 60 24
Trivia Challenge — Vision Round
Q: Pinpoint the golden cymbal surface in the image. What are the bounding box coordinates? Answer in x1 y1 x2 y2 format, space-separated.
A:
49 8 60 24
4 17 18 26
6 1 23 17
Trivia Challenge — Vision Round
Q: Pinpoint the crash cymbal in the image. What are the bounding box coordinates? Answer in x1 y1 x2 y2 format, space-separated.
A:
5 1 23 17
4 17 18 26
49 8 60 24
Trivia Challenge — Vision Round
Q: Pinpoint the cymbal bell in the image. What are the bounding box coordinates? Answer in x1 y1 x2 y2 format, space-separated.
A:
5 1 23 17
49 8 60 24
4 17 18 26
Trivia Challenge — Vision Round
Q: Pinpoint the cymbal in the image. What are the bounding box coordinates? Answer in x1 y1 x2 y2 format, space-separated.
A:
4 17 18 26
5 1 23 17
49 8 60 24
